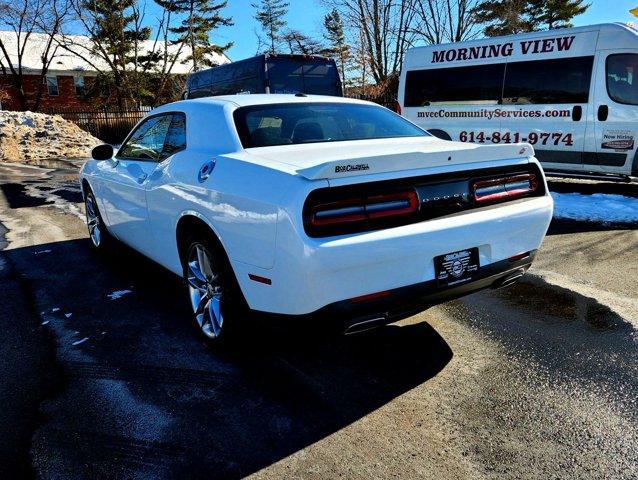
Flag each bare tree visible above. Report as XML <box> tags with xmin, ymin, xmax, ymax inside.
<box><xmin>0</xmin><ymin>0</ymin><xmax>71</xmax><ymax>110</ymax></box>
<box><xmin>324</xmin><ymin>0</ymin><xmax>417</xmax><ymax>84</ymax></box>
<box><xmin>411</xmin><ymin>0</ymin><xmax>481</xmax><ymax>44</ymax></box>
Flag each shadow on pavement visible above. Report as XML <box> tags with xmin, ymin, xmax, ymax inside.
<box><xmin>6</xmin><ymin>238</ymin><xmax>452</xmax><ymax>479</ymax></box>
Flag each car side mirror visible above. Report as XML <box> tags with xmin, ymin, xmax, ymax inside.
<box><xmin>92</xmin><ymin>144</ymin><xmax>114</xmax><ymax>161</ymax></box>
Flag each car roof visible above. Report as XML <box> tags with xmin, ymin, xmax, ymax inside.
<box><xmin>176</xmin><ymin>94</ymin><xmax>373</xmax><ymax>108</ymax></box>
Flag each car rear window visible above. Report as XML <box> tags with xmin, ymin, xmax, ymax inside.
<box><xmin>233</xmin><ymin>103</ymin><xmax>428</xmax><ymax>148</ymax></box>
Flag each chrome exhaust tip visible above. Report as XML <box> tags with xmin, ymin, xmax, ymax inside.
<box><xmin>344</xmin><ymin>316</ymin><xmax>388</xmax><ymax>335</ymax></box>
<box><xmin>492</xmin><ymin>269</ymin><xmax>526</xmax><ymax>290</ymax></box>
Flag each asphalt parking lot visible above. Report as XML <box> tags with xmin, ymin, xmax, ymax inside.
<box><xmin>0</xmin><ymin>160</ymin><xmax>636</xmax><ymax>479</ymax></box>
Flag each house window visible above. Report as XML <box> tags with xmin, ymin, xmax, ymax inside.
<box><xmin>74</xmin><ymin>76</ymin><xmax>85</xmax><ymax>96</ymax></box>
<box><xmin>45</xmin><ymin>76</ymin><xmax>59</xmax><ymax>96</ymax></box>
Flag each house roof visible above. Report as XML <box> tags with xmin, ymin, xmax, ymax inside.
<box><xmin>0</xmin><ymin>30</ymin><xmax>230</xmax><ymax>75</ymax></box>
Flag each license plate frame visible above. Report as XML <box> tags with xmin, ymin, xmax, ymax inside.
<box><xmin>434</xmin><ymin>248</ymin><xmax>480</xmax><ymax>287</ymax></box>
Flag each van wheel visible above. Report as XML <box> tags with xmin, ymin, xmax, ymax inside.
<box><xmin>428</xmin><ymin>129</ymin><xmax>452</xmax><ymax>141</ymax></box>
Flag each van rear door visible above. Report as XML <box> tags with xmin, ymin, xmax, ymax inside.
<box><xmin>590</xmin><ymin>49</ymin><xmax>638</xmax><ymax>175</ymax></box>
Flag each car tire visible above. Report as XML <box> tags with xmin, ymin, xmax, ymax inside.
<box><xmin>84</xmin><ymin>188</ymin><xmax>114</xmax><ymax>251</ymax></box>
<box><xmin>182</xmin><ymin>233</ymin><xmax>245</xmax><ymax>345</ymax></box>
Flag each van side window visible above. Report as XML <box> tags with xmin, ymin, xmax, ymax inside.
<box><xmin>606</xmin><ymin>54</ymin><xmax>638</xmax><ymax>105</ymax></box>
<box><xmin>502</xmin><ymin>56</ymin><xmax>593</xmax><ymax>105</ymax></box>
<box><xmin>404</xmin><ymin>64</ymin><xmax>505</xmax><ymax>107</ymax></box>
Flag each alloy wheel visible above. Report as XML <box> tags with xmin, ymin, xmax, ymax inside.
<box><xmin>85</xmin><ymin>194</ymin><xmax>102</xmax><ymax>248</ymax></box>
<box><xmin>187</xmin><ymin>244</ymin><xmax>224</xmax><ymax>339</ymax></box>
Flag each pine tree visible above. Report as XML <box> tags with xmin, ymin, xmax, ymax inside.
<box><xmin>157</xmin><ymin>0</ymin><xmax>233</xmax><ymax>71</ymax></box>
<box><xmin>323</xmin><ymin>8</ymin><xmax>349</xmax><ymax>84</ymax></box>
<box><xmin>528</xmin><ymin>0</ymin><xmax>590</xmax><ymax>30</ymax></box>
<box><xmin>473</xmin><ymin>0</ymin><xmax>589</xmax><ymax>37</ymax></box>
<box><xmin>83</xmin><ymin>0</ymin><xmax>151</xmax><ymax>106</ymax></box>
<box><xmin>472</xmin><ymin>0</ymin><xmax>534</xmax><ymax>37</ymax></box>
<box><xmin>252</xmin><ymin>0</ymin><xmax>289</xmax><ymax>54</ymax></box>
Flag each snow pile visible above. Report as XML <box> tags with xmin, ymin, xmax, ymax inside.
<box><xmin>0</xmin><ymin>111</ymin><xmax>100</xmax><ymax>163</ymax></box>
<box><xmin>551</xmin><ymin>192</ymin><xmax>638</xmax><ymax>224</ymax></box>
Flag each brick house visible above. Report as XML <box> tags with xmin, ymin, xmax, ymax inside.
<box><xmin>0</xmin><ymin>31</ymin><xmax>229</xmax><ymax>111</ymax></box>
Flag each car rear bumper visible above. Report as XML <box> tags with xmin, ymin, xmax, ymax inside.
<box><xmin>250</xmin><ymin>252</ymin><xmax>535</xmax><ymax>332</ymax></box>
<box><xmin>232</xmin><ymin>194</ymin><xmax>553</xmax><ymax>315</ymax></box>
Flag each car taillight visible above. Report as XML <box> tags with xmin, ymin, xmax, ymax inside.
<box><xmin>472</xmin><ymin>173</ymin><xmax>538</xmax><ymax>204</ymax></box>
<box><xmin>309</xmin><ymin>190</ymin><xmax>418</xmax><ymax>227</ymax></box>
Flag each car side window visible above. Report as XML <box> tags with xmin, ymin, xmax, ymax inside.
<box><xmin>118</xmin><ymin>113</ymin><xmax>185</xmax><ymax>161</ymax></box>
<box><xmin>162</xmin><ymin>113</ymin><xmax>187</xmax><ymax>156</ymax></box>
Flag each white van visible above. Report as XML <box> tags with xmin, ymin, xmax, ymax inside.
<box><xmin>398</xmin><ymin>23</ymin><xmax>638</xmax><ymax>179</ymax></box>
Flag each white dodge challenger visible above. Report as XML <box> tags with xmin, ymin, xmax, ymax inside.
<box><xmin>80</xmin><ymin>94</ymin><xmax>553</xmax><ymax>343</ymax></box>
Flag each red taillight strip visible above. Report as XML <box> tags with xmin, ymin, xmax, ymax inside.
<box><xmin>473</xmin><ymin>174</ymin><xmax>538</xmax><ymax>203</ymax></box>
<box><xmin>310</xmin><ymin>190</ymin><xmax>418</xmax><ymax>227</ymax></box>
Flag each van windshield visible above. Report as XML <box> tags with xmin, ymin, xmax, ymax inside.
<box><xmin>233</xmin><ymin>103</ymin><xmax>428</xmax><ymax>148</ymax></box>
<box><xmin>267</xmin><ymin>58</ymin><xmax>342</xmax><ymax>96</ymax></box>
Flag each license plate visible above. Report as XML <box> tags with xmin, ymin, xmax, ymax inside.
<box><xmin>434</xmin><ymin>248</ymin><xmax>480</xmax><ymax>287</ymax></box>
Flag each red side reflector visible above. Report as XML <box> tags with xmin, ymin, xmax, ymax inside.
<box><xmin>508</xmin><ymin>252</ymin><xmax>530</xmax><ymax>263</ymax></box>
<box><xmin>350</xmin><ymin>290</ymin><xmax>391</xmax><ymax>303</ymax></box>
<box><xmin>473</xmin><ymin>173</ymin><xmax>538</xmax><ymax>203</ymax></box>
<box><xmin>394</xmin><ymin>101</ymin><xmax>402</xmax><ymax>115</ymax></box>
<box><xmin>248</xmin><ymin>274</ymin><xmax>272</xmax><ymax>285</ymax></box>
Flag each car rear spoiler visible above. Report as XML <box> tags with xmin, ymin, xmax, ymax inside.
<box><xmin>296</xmin><ymin>143</ymin><xmax>534</xmax><ymax>180</ymax></box>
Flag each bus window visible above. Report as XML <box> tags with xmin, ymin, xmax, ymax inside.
<box><xmin>403</xmin><ymin>63</ymin><xmax>505</xmax><ymax>107</ymax></box>
<box><xmin>502</xmin><ymin>56</ymin><xmax>593</xmax><ymax>105</ymax></box>
<box><xmin>606</xmin><ymin>53</ymin><xmax>638</xmax><ymax>105</ymax></box>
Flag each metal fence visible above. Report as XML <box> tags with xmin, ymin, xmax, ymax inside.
<box><xmin>345</xmin><ymin>92</ymin><xmax>398</xmax><ymax>110</ymax></box>
<box><xmin>45</xmin><ymin>93</ymin><xmax>397</xmax><ymax>144</ymax></box>
<box><xmin>45</xmin><ymin>106</ymin><xmax>152</xmax><ymax>144</ymax></box>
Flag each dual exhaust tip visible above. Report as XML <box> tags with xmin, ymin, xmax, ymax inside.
<box><xmin>492</xmin><ymin>269</ymin><xmax>526</xmax><ymax>290</ymax></box>
<box><xmin>343</xmin><ymin>269</ymin><xmax>526</xmax><ymax>335</ymax></box>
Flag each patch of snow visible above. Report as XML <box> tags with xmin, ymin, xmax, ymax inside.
<box><xmin>41</xmin><ymin>320</ymin><xmax>50</xmax><ymax>325</ymax></box>
<box><xmin>551</xmin><ymin>192</ymin><xmax>638</xmax><ymax>224</ymax></box>
<box><xmin>51</xmin><ymin>307</ymin><xmax>60</xmax><ymax>312</ymax></box>
<box><xmin>34</xmin><ymin>249</ymin><xmax>51</xmax><ymax>255</ymax></box>
<box><xmin>65</xmin><ymin>313</ymin><xmax>72</xmax><ymax>318</ymax></box>
<box><xmin>72</xmin><ymin>337</ymin><xmax>89</xmax><ymax>346</ymax></box>
<box><xmin>107</xmin><ymin>289</ymin><xmax>132</xmax><ymax>300</ymax></box>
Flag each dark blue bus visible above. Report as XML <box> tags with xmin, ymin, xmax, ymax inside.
<box><xmin>184</xmin><ymin>54</ymin><xmax>343</xmax><ymax>99</ymax></box>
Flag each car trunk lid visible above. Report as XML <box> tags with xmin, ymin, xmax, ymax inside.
<box><xmin>248</xmin><ymin>137</ymin><xmax>533</xmax><ymax>180</ymax></box>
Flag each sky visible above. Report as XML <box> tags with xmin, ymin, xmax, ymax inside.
<box><xmin>140</xmin><ymin>0</ymin><xmax>638</xmax><ymax>62</ymax></box>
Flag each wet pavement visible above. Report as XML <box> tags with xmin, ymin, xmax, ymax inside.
<box><xmin>0</xmin><ymin>161</ymin><xmax>636</xmax><ymax>479</ymax></box>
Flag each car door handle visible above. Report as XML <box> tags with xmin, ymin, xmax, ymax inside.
<box><xmin>598</xmin><ymin>104</ymin><xmax>609</xmax><ymax>121</ymax></box>
<box><xmin>137</xmin><ymin>173</ymin><xmax>148</xmax><ymax>183</ymax></box>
